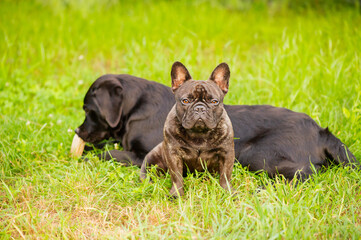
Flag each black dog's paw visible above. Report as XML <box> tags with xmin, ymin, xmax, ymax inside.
<box><xmin>79</xmin><ymin>149</ymin><xmax>142</xmax><ymax>167</ymax></box>
<box><xmin>97</xmin><ymin>150</ymin><xmax>143</xmax><ymax>167</ymax></box>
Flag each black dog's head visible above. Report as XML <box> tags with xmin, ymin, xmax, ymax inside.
<box><xmin>75</xmin><ymin>75</ymin><xmax>123</xmax><ymax>143</ymax></box>
<box><xmin>171</xmin><ymin>62</ymin><xmax>230</xmax><ymax>132</ymax></box>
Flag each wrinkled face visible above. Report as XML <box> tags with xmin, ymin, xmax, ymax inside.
<box><xmin>171</xmin><ymin>61</ymin><xmax>230</xmax><ymax>132</ymax></box>
<box><xmin>175</xmin><ymin>80</ymin><xmax>224</xmax><ymax>132</ymax></box>
<box><xmin>75</xmin><ymin>76</ymin><xmax>123</xmax><ymax>143</ymax></box>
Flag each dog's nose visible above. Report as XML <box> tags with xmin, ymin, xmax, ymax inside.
<box><xmin>194</xmin><ymin>105</ymin><xmax>206</xmax><ymax>113</ymax></box>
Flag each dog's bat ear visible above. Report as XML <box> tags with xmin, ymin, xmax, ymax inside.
<box><xmin>209</xmin><ymin>63</ymin><xmax>230</xmax><ymax>94</ymax></box>
<box><xmin>94</xmin><ymin>79</ymin><xmax>123</xmax><ymax>128</ymax></box>
<box><xmin>171</xmin><ymin>61</ymin><xmax>192</xmax><ymax>92</ymax></box>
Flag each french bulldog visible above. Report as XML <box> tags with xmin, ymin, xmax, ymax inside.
<box><xmin>140</xmin><ymin>62</ymin><xmax>235</xmax><ymax>197</ymax></box>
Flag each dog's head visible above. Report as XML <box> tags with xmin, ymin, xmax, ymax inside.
<box><xmin>75</xmin><ymin>75</ymin><xmax>123</xmax><ymax>143</ymax></box>
<box><xmin>171</xmin><ymin>62</ymin><xmax>230</xmax><ymax>132</ymax></box>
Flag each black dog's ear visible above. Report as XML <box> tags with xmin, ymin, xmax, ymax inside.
<box><xmin>209</xmin><ymin>63</ymin><xmax>230</xmax><ymax>94</ymax></box>
<box><xmin>171</xmin><ymin>61</ymin><xmax>192</xmax><ymax>92</ymax></box>
<box><xmin>93</xmin><ymin>79</ymin><xmax>123</xmax><ymax>128</ymax></box>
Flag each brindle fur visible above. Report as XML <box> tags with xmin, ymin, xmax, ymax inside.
<box><xmin>140</xmin><ymin>62</ymin><xmax>235</xmax><ymax>197</ymax></box>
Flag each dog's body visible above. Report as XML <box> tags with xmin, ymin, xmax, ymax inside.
<box><xmin>227</xmin><ymin>104</ymin><xmax>356</xmax><ymax>179</ymax></box>
<box><xmin>75</xmin><ymin>72</ymin><xmax>358</xmax><ymax>180</ymax></box>
<box><xmin>140</xmin><ymin>62</ymin><xmax>235</xmax><ymax>196</ymax></box>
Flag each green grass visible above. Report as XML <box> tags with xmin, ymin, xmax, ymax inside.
<box><xmin>1</xmin><ymin>0</ymin><xmax>361</xmax><ymax>239</ymax></box>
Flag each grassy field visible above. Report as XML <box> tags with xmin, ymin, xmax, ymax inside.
<box><xmin>1</xmin><ymin>0</ymin><xmax>361</xmax><ymax>239</ymax></box>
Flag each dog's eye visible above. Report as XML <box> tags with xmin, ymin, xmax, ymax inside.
<box><xmin>211</xmin><ymin>99</ymin><xmax>219</xmax><ymax>105</ymax></box>
<box><xmin>181</xmin><ymin>98</ymin><xmax>190</xmax><ymax>105</ymax></box>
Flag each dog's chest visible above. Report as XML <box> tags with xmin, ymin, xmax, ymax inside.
<box><xmin>180</xmin><ymin>147</ymin><xmax>223</xmax><ymax>173</ymax></box>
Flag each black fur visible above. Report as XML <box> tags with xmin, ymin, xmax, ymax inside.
<box><xmin>76</xmin><ymin>74</ymin><xmax>174</xmax><ymax>166</ymax></box>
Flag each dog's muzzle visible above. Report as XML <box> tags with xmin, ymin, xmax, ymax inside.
<box><xmin>193</xmin><ymin>103</ymin><xmax>206</xmax><ymax>115</ymax></box>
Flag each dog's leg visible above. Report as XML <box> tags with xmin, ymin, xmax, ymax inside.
<box><xmin>98</xmin><ymin>150</ymin><xmax>143</xmax><ymax>167</ymax></box>
<box><xmin>219</xmin><ymin>152</ymin><xmax>235</xmax><ymax>193</ymax></box>
<box><xmin>164</xmin><ymin>148</ymin><xmax>184</xmax><ymax>197</ymax></box>
<box><xmin>169</xmin><ymin>167</ymin><xmax>184</xmax><ymax>197</ymax></box>
<box><xmin>140</xmin><ymin>143</ymin><xmax>168</xmax><ymax>181</ymax></box>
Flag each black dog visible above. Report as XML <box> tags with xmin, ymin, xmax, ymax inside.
<box><xmin>75</xmin><ymin>71</ymin><xmax>359</xmax><ymax>180</ymax></box>
<box><xmin>141</xmin><ymin>62</ymin><xmax>235</xmax><ymax>196</ymax></box>
<box><xmin>75</xmin><ymin>74</ymin><xmax>175</xmax><ymax>166</ymax></box>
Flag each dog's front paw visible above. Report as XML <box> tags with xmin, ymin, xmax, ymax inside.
<box><xmin>169</xmin><ymin>184</ymin><xmax>184</xmax><ymax>198</ymax></box>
